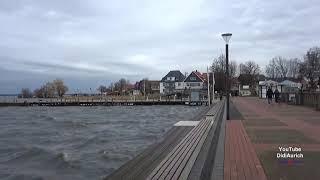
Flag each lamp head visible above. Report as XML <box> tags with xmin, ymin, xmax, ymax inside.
<box><xmin>221</xmin><ymin>33</ymin><xmax>232</xmax><ymax>44</ymax></box>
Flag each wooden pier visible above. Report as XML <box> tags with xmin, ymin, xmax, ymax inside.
<box><xmin>105</xmin><ymin>100</ymin><xmax>226</xmax><ymax>180</ymax></box>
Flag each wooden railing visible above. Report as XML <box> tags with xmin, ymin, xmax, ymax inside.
<box><xmin>281</xmin><ymin>92</ymin><xmax>320</xmax><ymax>110</ymax></box>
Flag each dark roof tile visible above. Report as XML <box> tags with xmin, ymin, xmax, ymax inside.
<box><xmin>161</xmin><ymin>70</ymin><xmax>185</xmax><ymax>82</ymax></box>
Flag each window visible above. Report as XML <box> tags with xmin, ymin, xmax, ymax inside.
<box><xmin>190</xmin><ymin>83</ymin><xmax>200</xmax><ymax>86</ymax></box>
<box><xmin>190</xmin><ymin>77</ymin><xmax>196</xmax><ymax>81</ymax></box>
<box><xmin>167</xmin><ymin>77</ymin><xmax>175</xmax><ymax>81</ymax></box>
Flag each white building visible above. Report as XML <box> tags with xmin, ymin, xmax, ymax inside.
<box><xmin>160</xmin><ymin>70</ymin><xmax>185</xmax><ymax>95</ymax></box>
<box><xmin>258</xmin><ymin>80</ymin><xmax>279</xmax><ymax>98</ymax></box>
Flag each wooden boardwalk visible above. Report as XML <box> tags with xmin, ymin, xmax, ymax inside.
<box><xmin>105</xmin><ymin>101</ymin><xmax>225</xmax><ymax>180</ymax></box>
<box><xmin>146</xmin><ymin>103</ymin><xmax>223</xmax><ymax>180</ymax></box>
<box><xmin>106</xmin><ymin>97</ymin><xmax>320</xmax><ymax>180</ymax></box>
<box><xmin>105</xmin><ymin>126</ymin><xmax>194</xmax><ymax>180</ymax></box>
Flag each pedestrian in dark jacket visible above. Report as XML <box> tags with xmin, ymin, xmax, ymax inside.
<box><xmin>274</xmin><ymin>88</ymin><xmax>280</xmax><ymax>103</ymax></box>
<box><xmin>266</xmin><ymin>87</ymin><xmax>273</xmax><ymax>104</ymax></box>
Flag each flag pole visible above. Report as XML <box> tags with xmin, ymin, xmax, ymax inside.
<box><xmin>207</xmin><ymin>66</ymin><xmax>210</xmax><ymax>106</ymax></box>
<box><xmin>212</xmin><ymin>69</ymin><xmax>215</xmax><ymax>101</ymax></box>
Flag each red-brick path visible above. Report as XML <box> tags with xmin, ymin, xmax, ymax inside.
<box><xmin>224</xmin><ymin>97</ymin><xmax>320</xmax><ymax>180</ymax></box>
<box><xmin>224</xmin><ymin>120</ymin><xmax>267</xmax><ymax>180</ymax></box>
<box><xmin>232</xmin><ymin>97</ymin><xmax>320</xmax><ymax>143</ymax></box>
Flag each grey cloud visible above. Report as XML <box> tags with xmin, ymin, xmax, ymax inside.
<box><xmin>0</xmin><ymin>0</ymin><xmax>319</xmax><ymax>93</ymax></box>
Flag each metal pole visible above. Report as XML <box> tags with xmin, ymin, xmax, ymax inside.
<box><xmin>212</xmin><ymin>70</ymin><xmax>215</xmax><ymax>101</ymax></box>
<box><xmin>207</xmin><ymin>66</ymin><xmax>210</xmax><ymax>106</ymax></box>
<box><xmin>226</xmin><ymin>44</ymin><xmax>230</xmax><ymax>120</ymax></box>
<box><xmin>144</xmin><ymin>80</ymin><xmax>146</xmax><ymax>99</ymax></box>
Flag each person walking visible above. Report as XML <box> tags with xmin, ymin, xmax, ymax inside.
<box><xmin>274</xmin><ymin>88</ymin><xmax>280</xmax><ymax>103</ymax></box>
<box><xmin>266</xmin><ymin>87</ymin><xmax>273</xmax><ymax>104</ymax></box>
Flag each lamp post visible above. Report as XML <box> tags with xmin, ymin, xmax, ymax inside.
<box><xmin>222</xmin><ymin>33</ymin><xmax>232</xmax><ymax>120</ymax></box>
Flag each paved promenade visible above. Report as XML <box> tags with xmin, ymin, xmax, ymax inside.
<box><xmin>227</xmin><ymin>97</ymin><xmax>320</xmax><ymax>180</ymax></box>
<box><xmin>224</xmin><ymin>100</ymin><xmax>267</xmax><ymax>180</ymax></box>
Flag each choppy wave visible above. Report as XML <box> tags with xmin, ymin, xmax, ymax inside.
<box><xmin>5</xmin><ymin>146</ymin><xmax>73</xmax><ymax>167</ymax></box>
<box><xmin>61</xmin><ymin>120</ymin><xmax>88</xmax><ymax>128</ymax></box>
<box><xmin>0</xmin><ymin>105</ymin><xmax>206</xmax><ymax>180</ymax></box>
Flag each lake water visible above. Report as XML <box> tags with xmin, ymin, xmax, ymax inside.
<box><xmin>0</xmin><ymin>105</ymin><xmax>206</xmax><ymax>180</ymax></box>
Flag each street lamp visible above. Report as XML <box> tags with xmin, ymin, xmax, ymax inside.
<box><xmin>222</xmin><ymin>33</ymin><xmax>232</xmax><ymax>120</ymax></box>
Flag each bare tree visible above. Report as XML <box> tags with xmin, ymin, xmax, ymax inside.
<box><xmin>288</xmin><ymin>58</ymin><xmax>301</xmax><ymax>78</ymax></box>
<box><xmin>113</xmin><ymin>78</ymin><xmax>129</xmax><ymax>95</ymax></box>
<box><xmin>265</xmin><ymin>58</ymin><xmax>278</xmax><ymax>78</ymax></box>
<box><xmin>265</xmin><ymin>57</ymin><xmax>301</xmax><ymax>79</ymax></box>
<box><xmin>229</xmin><ymin>61</ymin><xmax>237</xmax><ymax>78</ymax></box>
<box><xmin>97</xmin><ymin>85</ymin><xmax>107</xmax><ymax>95</ymax></box>
<box><xmin>108</xmin><ymin>83</ymin><xmax>114</xmax><ymax>92</ymax></box>
<box><xmin>300</xmin><ymin>47</ymin><xmax>320</xmax><ymax>90</ymax></box>
<box><xmin>53</xmin><ymin>79</ymin><xmax>68</xmax><ymax>97</ymax></box>
<box><xmin>43</xmin><ymin>82</ymin><xmax>55</xmax><ymax>98</ymax></box>
<box><xmin>212</xmin><ymin>54</ymin><xmax>226</xmax><ymax>73</ymax></box>
<box><xmin>274</xmin><ymin>56</ymin><xmax>289</xmax><ymax>78</ymax></box>
<box><xmin>20</xmin><ymin>88</ymin><xmax>33</xmax><ymax>98</ymax></box>
<box><xmin>114</xmin><ymin>82</ymin><xmax>120</xmax><ymax>93</ymax></box>
<box><xmin>238</xmin><ymin>61</ymin><xmax>260</xmax><ymax>95</ymax></box>
<box><xmin>33</xmin><ymin>88</ymin><xmax>44</xmax><ymax>98</ymax></box>
<box><xmin>240</xmin><ymin>61</ymin><xmax>260</xmax><ymax>75</ymax></box>
<box><xmin>211</xmin><ymin>54</ymin><xmax>237</xmax><ymax>92</ymax></box>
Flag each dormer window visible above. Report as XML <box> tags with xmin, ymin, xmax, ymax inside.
<box><xmin>166</xmin><ymin>77</ymin><xmax>175</xmax><ymax>81</ymax></box>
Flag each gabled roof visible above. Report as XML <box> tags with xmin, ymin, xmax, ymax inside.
<box><xmin>279</xmin><ymin>80</ymin><xmax>301</xmax><ymax>87</ymax></box>
<box><xmin>259</xmin><ymin>80</ymin><xmax>278</xmax><ymax>86</ymax></box>
<box><xmin>160</xmin><ymin>70</ymin><xmax>185</xmax><ymax>82</ymax></box>
<box><xmin>266</xmin><ymin>77</ymin><xmax>301</xmax><ymax>83</ymax></box>
<box><xmin>184</xmin><ymin>71</ymin><xmax>206</xmax><ymax>82</ymax></box>
<box><xmin>202</xmin><ymin>73</ymin><xmax>208</xmax><ymax>81</ymax></box>
<box><xmin>194</xmin><ymin>71</ymin><xmax>206</xmax><ymax>82</ymax></box>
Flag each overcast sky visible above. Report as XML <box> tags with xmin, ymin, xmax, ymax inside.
<box><xmin>0</xmin><ymin>0</ymin><xmax>319</xmax><ymax>93</ymax></box>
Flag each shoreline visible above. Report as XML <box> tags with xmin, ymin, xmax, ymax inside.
<box><xmin>0</xmin><ymin>100</ymin><xmax>209</xmax><ymax>107</ymax></box>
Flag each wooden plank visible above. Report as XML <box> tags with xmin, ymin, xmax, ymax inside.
<box><xmin>148</xmin><ymin>102</ymin><xmax>224</xmax><ymax>180</ymax></box>
<box><xmin>106</xmin><ymin>102</ymin><xmax>225</xmax><ymax>180</ymax></box>
<box><xmin>210</xmin><ymin>101</ymin><xmax>226</xmax><ymax>180</ymax></box>
<box><xmin>144</xmin><ymin>108</ymin><xmax>212</xmax><ymax>180</ymax></box>
<box><xmin>105</xmin><ymin>126</ymin><xmax>192</xmax><ymax>180</ymax></box>
<box><xmin>185</xmin><ymin>101</ymin><xmax>224</xmax><ymax>180</ymax></box>
<box><xmin>128</xmin><ymin>127</ymin><xmax>190</xmax><ymax>179</ymax></box>
<box><xmin>148</xmin><ymin>118</ymin><xmax>209</xmax><ymax>180</ymax></box>
<box><xmin>148</xmin><ymin>112</ymin><xmax>215</xmax><ymax>179</ymax></box>
<box><xmin>177</xmin><ymin>116</ymin><xmax>215</xmax><ymax>180</ymax></box>
<box><xmin>106</xmin><ymin>107</ymin><xmax>211</xmax><ymax>180</ymax></box>
<box><xmin>162</xmin><ymin>119</ymin><xmax>211</xmax><ymax>180</ymax></box>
